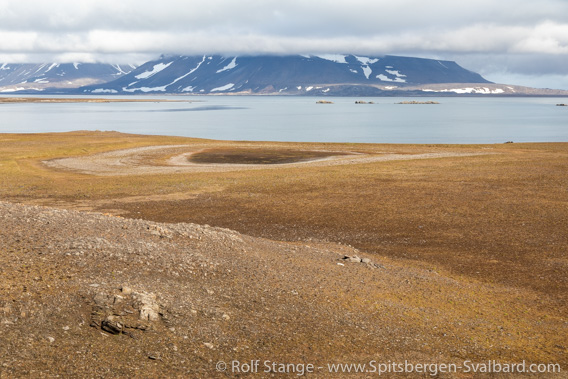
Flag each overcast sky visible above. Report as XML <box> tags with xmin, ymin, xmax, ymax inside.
<box><xmin>1</xmin><ymin>0</ymin><xmax>567</xmax><ymax>89</ymax></box>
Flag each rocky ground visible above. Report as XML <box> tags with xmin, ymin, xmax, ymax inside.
<box><xmin>1</xmin><ymin>201</ymin><xmax>566</xmax><ymax>378</ymax></box>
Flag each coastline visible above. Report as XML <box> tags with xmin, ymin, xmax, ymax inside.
<box><xmin>0</xmin><ymin>97</ymin><xmax>191</xmax><ymax>104</ymax></box>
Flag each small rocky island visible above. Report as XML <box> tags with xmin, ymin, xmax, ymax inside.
<box><xmin>316</xmin><ymin>100</ymin><xmax>334</xmax><ymax>104</ymax></box>
<box><xmin>397</xmin><ymin>101</ymin><xmax>440</xmax><ymax>104</ymax></box>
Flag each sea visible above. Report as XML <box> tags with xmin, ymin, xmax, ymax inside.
<box><xmin>1</xmin><ymin>95</ymin><xmax>567</xmax><ymax>144</ymax></box>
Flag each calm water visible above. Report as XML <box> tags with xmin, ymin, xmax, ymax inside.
<box><xmin>1</xmin><ymin>95</ymin><xmax>567</xmax><ymax>143</ymax></box>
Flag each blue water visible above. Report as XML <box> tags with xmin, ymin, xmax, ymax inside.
<box><xmin>1</xmin><ymin>95</ymin><xmax>567</xmax><ymax>143</ymax></box>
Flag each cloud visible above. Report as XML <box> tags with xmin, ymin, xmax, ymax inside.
<box><xmin>1</xmin><ymin>0</ymin><xmax>567</xmax><ymax>88</ymax></box>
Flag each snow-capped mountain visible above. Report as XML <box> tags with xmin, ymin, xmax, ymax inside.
<box><xmin>0</xmin><ymin>63</ymin><xmax>136</xmax><ymax>93</ymax></box>
<box><xmin>79</xmin><ymin>54</ymin><xmax>493</xmax><ymax>95</ymax></box>
<box><xmin>3</xmin><ymin>55</ymin><xmax>565</xmax><ymax>96</ymax></box>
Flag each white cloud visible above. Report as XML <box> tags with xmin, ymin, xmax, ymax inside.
<box><xmin>0</xmin><ymin>0</ymin><xmax>568</xmax><ymax>88</ymax></box>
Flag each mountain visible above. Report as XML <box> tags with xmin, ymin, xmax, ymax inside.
<box><xmin>79</xmin><ymin>54</ymin><xmax>496</xmax><ymax>95</ymax></box>
<box><xmin>0</xmin><ymin>63</ymin><xmax>136</xmax><ymax>93</ymax></box>
<box><xmin>2</xmin><ymin>55</ymin><xmax>567</xmax><ymax>96</ymax></box>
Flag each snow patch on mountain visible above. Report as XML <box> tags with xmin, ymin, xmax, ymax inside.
<box><xmin>355</xmin><ymin>56</ymin><xmax>379</xmax><ymax>65</ymax></box>
<box><xmin>159</xmin><ymin>57</ymin><xmax>207</xmax><ymax>90</ymax></box>
<box><xmin>188</xmin><ymin>56</ymin><xmax>206</xmax><ymax>75</ymax></box>
<box><xmin>211</xmin><ymin>83</ymin><xmax>234</xmax><ymax>92</ymax></box>
<box><xmin>376</xmin><ymin>74</ymin><xmax>405</xmax><ymax>83</ymax></box>
<box><xmin>386</xmin><ymin>69</ymin><xmax>406</xmax><ymax>78</ymax></box>
<box><xmin>422</xmin><ymin>87</ymin><xmax>505</xmax><ymax>94</ymax></box>
<box><xmin>123</xmin><ymin>86</ymin><xmax>167</xmax><ymax>93</ymax></box>
<box><xmin>377</xmin><ymin>69</ymin><xmax>407</xmax><ymax>83</ymax></box>
<box><xmin>1</xmin><ymin>87</ymin><xmax>43</xmax><ymax>92</ymax></box>
<box><xmin>316</xmin><ymin>54</ymin><xmax>348</xmax><ymax>64</ymax></box>
<box><xmin>92</xmin><ymin>88</ymin><xmax>118</xmax><ymax>94</ymax></box>
<box><xmin>135</xmin><ymin>62</ymin><xmax>173</xmax><ymax>80</ymax></box>
<box><xmin>112</xmin><ymin>65</ymin><xmax>130</xmax><ymax>75</ymax></box>
<box><xmin>45</xmin><ymin>63</ymin><xmax>59</xmax><ymax>73</ymax></box>
<box><xmin>216</xmin><ymin>57</ymin><xmax>238</xmax><ymax>73</ymax></box>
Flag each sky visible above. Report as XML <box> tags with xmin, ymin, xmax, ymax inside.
<box><xmin>1</xmin><ymin>0</ymin><xmax>567</xmax><ymax>89</ymax></box>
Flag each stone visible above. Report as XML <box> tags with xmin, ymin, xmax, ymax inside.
<box><xmin>101</xmin><ymin>315</ymin><xmax>123</xmax><ymax>335</ymax></box>
<box><xmin>134</xmin><ymin>292</ymin><xmax>160</xmax><ymax>322</ymax></box>
<box><xmin>93</xmin><ymin>293</ymin><xmax>109</xmax><ymax>306</ymax></box>
<box><xmin>343</xmin><ymin>255</ymin><xmax>362</xmax><ymax>263</ymax></box>
<box><xmin>147</xmin><ymin>225</ymin><xmax>172</xmax><ymax>238</ymax></box>
<box><xmin>140</xmin><ymin>307</ymin><xmax>160</xmax><ymax>322</ymax></box>
<box><xmin>361</xmin><ymin>258</ymin><xmax>372</xmax><ymax>264</ymax></box>
<box><xmin>0</xmin><ymin>305</ymin><xmax>13</xmax><ymax>315</ymax></box>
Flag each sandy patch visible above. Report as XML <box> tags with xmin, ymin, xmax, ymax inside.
<box><xmin>43</xmin><ymin>145</ymin><xmax>488</xmax><ymax>176</ymax></box>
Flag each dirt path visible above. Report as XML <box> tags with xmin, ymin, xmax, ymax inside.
<box><xmin>43</xmin><ymin>145</ymin><xmax>488</xmax><ymax>176</ymax></box>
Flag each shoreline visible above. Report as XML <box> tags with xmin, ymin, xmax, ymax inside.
<box><xmin>0</xmin><ymin>97</ymin><xmax>191</xmax><ymax>104</ymax></box>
